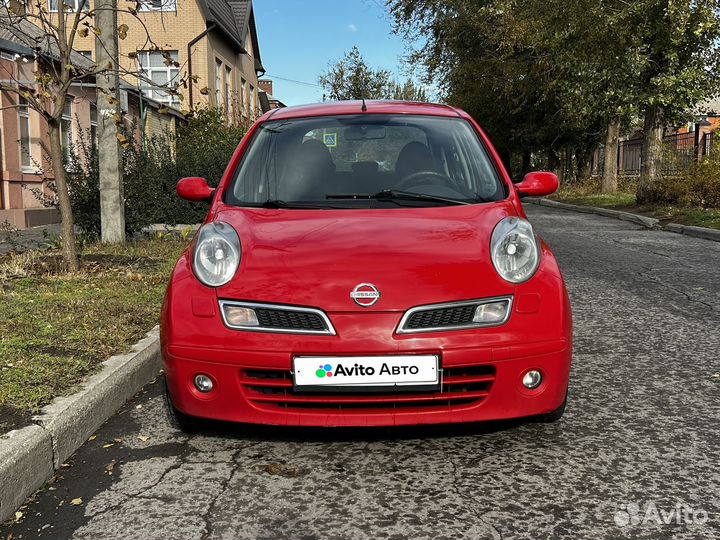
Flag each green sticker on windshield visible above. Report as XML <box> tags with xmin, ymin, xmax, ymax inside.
<box><xmin>323</xmin><ymin>132</ymin><xmax>337</xmax><ymax>147</ymax></box>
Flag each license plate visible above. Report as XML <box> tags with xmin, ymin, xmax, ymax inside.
<box><xmin>293</xmin><ymin>355</ymin><xmax>439</xmax><ymax>390</ymax></box>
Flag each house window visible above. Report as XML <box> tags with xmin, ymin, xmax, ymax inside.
<box><xmin>49</xmin><ymin>0</ymin><xmax>89</xmax><ymax>12</ymax></box>
<box><xmin>249</xmin><ymin>84</ymin><xmax>255</xmax><ymax>115</ymax></box>
<box><xmin>19</xmin><ymin>96</ymin><xmax>32</xmax><ymax>170</ymax></box>
<box><xmin>224</xmin><ymin>66</ymin><xmax>231</xmax><ymax>113</ymax></box>
<box><xmin>139</xmin><ymin>0</ymin><xmax>176</xmax><ymax>11</ymax></box>
<box><xmin>61</xmin><ymin>101</ymin><xmax>72</xmax><ymax>160</ymax></box>
<box><xmin>241</xmin><ymin>78</ymin><xmax>247</xmax><ymax>115</ymax></box>
<box><xmin>90</xmin><ymin>102</ymin><xmax>98</xmax><ymax>147</ymax></box>
<box><xmin>138</xmin><ymin>51</ymin><xmax>180</xmax><ymax>105</ymax></box>
<box><xmin>215</xmin><ymin>59</ymin><xmax>222</xmax><ymax>108</ymax></box>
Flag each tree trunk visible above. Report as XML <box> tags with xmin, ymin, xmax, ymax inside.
<box><xmin>48</xmin><ymin>118</ymin><xmax>79</xmax><ymax>272</ymax></box>
<box><xmin>637</xmin><ymin>104</ymin><xmax>665</xmax><ymax>204</ymax></box>
<box><xmin>498</xmin><ymin>147</ymin><xmax>512</xmax><ymax>180</ymax></box>
<box><xmin>576</xmin><ymin>145</ymin><xmax>595</xmax><ymax>183</ymax></box>
<box><xmin>521</xmin><ymin>149</ymin><xmax>532</xmax><ymax>177</ymax></box>
<box><xmin>548</xmin><ymin>148</ymin><xmax>563</xmax><ymax>184</ymax></box>
<box><xmin>602</xmin><ymin>115</ymin><xmax>620</xmax><ymax>193</ymax></box>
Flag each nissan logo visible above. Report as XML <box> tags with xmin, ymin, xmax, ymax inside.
<box><xmin>350</xmin><ymin>283</ymin><xmax>381</xmax><ymax>307</ymax></box>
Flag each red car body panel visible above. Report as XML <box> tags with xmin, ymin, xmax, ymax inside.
<box><xmin>161</xmin><ymin>101</ymin><xmax>572</xmax><ymax>427</ymax></box>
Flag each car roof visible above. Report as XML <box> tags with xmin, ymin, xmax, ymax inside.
<box><xmin>264</xmin><ymin>100</ymin><xmax>465</xmax><ymax>121</ymax></box>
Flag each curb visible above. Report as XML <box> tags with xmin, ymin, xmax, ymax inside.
<box><xmin>0</xmin><ymin>327</ymin><xmax>162</xmax><ymax>523</ymax></box>
<box><xmin>526</xmin><ymin>198</ymin><xmax>661</xmax><ymax>229</ymax></box>
<box><xmin>527</xmin><ymin>198</ymin><xmax>720</xmax><ymax>242</ymax></box>
<box><xmin>664</xmin><ymin>222</ymin><xmax>720</xmax><ymax>242</ymax></box>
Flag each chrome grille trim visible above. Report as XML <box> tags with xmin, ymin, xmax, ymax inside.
<box><xmin>396</xmin><ymin>296</ymin><xmax>513</xmax><ymax>334</ymax></box>
<box><xmin>219</xmin><ymin>300</ymin><xmax>336</xmax><ymax>335</ymax></box>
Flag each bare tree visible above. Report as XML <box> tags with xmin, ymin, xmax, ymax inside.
<box><xmin>0</xmin><ymin>1</ymin><xmax>188</xmax><ymax>271</ymax></box>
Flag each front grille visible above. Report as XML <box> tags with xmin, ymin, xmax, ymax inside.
<box><xmin>239</xmin><ymin>363</ymin><xmax>495</xmax><ymax>411</ymax></box>
<box><xmin>254</xmin><ymin>308</ymin><xmax>326</xmax><ymax>331</ymax></box>
<box><xmin>397</xmin><ymin>296</ymin><xmax>513</xmax><ymax>333</ymax></box>
<box><xmin>219</xmin><ymin>300</ymin><xmax>335</xmax><ymax>335</ymax></box>
<box><xmin>405</xmin><ymin>304</ymin><xmax>477</xmax><ymax>329</ymax></box>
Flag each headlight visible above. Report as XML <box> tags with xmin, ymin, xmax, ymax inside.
<box><xmin>192</xmin><ymin>221</ymin><xmax>241</xmax><ymax>287</ymax></box>
<box><xmin>490</xmin><ymin>217</ymin><xmax>540</xmax><ymax>283</ymax></box>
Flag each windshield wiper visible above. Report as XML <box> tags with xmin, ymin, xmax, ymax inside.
<box><xmin>260</xmin><ymin>199</ymin><xmax>327</xmax><ymax>209</ymax></box>
<box><xmin>259</xmin><ymin>199</ymin><xmax>350</xmax><ymax>209</ymax></box>
<box><xmin>327</xmin><ymin>189</ymin><xmax>472</xmax><ymax>206</ymax></box>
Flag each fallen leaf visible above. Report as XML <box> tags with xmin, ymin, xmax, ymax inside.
<box><xmin>261</xmin><ymin>462</ymin><xmax>304</xmax><ymax>477</ymax></box>
<box><xmin>71</xmin><ymin>498</ymin><xmax>83</xmax><ymax>506</ymax></box>
<box><xmin>135</xmin><ymin>404</ymin><xmax>142</xmax><ymax>409</ymax></box>
<box><xmin>105</xmin><ymin>461</ymin><xmax>116</xmax><ymax>472</ymax></box>
<box><xmin>102</xmin><ymin>443</ymin><xmax>114</xmax><ymax>448</ymax></box>
<box><xmin>14</xmin><ymin>511</ymin><xmax>23</xmax><ymax>522</ymax></box>
<box><xmin>263</xmin><ymin>463</ymin><xmax>282</xmax><ymax>475</ymax></box>
<box><xmin>137</xmin><ymin>435</ymin><xmax>150</xmax><ymax>442</ymax></box>
<box><xmin>88</xmin><ymin>435</ymin><xmax>97</xmax><ymax>441</ymax></box>
<box><xmin>113</xmin><ymin>438</ymin><xmax>123</xmax><ymax>443</ymax></box>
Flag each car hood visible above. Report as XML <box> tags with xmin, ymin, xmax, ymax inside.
<box><xmin>214</xmin><ymin>201</ymin><xmax>518</xmax><ymax>312</ymax></box>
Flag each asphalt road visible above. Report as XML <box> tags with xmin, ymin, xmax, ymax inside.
<box><xmin>3</xmin><ymin>205</ymin><xmax>720</xmax><ymax>540</ymax></box>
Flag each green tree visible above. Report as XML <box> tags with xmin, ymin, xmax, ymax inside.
<box><xmin>629</xmin><ymin>1</ymin><xmax>720</xmax><ymax>203</ymax></box>
<box><xmin>388</xmin><ymin>0</ymin><xmax>720</xmax><ymax>193</ymax></box>
<box><xmin>391</xmin><ymin>78</ymin><xmax>428</xmax><ymax>101</ymax></box>
<box><xmin>319</xmin><ymin>46</ymin><xmax>392</xmax><ymax>100</ymax></box>
<box><xmin>388</xmin><ymin>0</ymin><xmax>595</xmax><ymax>176</ymax></box>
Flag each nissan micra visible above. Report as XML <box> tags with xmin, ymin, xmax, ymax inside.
<box><xmin>161</xmin><ymin>100</ymin><xmax>572</xmax><ymax>431</ymax></box>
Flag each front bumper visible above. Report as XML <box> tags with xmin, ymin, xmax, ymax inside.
<box><xmin>162</xmin><ymin>262</ymin><xmax>572</xmax><ymax>427</ymax></box>
<box><xmin>164</xmin><ymin>341</ymin><xmax>571</xmax><ymax>427</ymax></box>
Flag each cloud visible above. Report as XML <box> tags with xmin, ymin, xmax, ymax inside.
<box><xmin>347</xmin><ymin>23</ymin><xmax>358</xmax><ymax>32</ymax></box>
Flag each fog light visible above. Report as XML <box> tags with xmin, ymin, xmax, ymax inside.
<box><xmin>522</xmin><ymin>370</ymin><xmax>542</xmax><ymax>389</ymax></box>
<box><xmin>472</xmin><ymin>299</ymin><xmax>511</xmax><ymax>324</ymax></box>
<box><xmin>194</xmin><ymin>374</ymin><xmax>214</xmax><ymax>393</ymax></box>
<box><xmin>222</xmin><ymin>305</ymin><xmax>259</xmax><ymax>327</ymax></box>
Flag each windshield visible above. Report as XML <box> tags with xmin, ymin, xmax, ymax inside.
<box><xmin>225</xmin><ymin>114</ymin><xmax>506</xmax><ymax>208</ymax></box>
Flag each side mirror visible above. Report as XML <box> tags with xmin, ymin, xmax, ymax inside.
<box><xmin>515</xmin><ymin>171</ymin><xmax>559</xmax><ymax>198</ymax></box>
<box><xmin>177</xmin><ymin>177</ymin><xmax>215</xmax><ymax>202</ymax></box>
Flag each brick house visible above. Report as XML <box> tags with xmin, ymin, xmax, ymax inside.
<box><xmin>1</xmin><ymin>0</ymin><xmax>267</xmax><ymax>229</ymax></box>
<box><xmin>258</xmin><ymin>79</ymin><xmax>287</xmax><ymax>111</ymax></box>
<box><xmin>65</xmin><ymin>0</ymin><xmax>266</xmax><ymax>118</ymax></box>
<box><xmin>0</xmin><ymin>16</ymin><xmax>185</xmax><ymax>229</ymax></box>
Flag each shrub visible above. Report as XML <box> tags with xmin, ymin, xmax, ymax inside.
<box><xmin>638</xmin><ymin>147</ymin><xmax>720</xmax><ymax>208</ymax></box>
<box><xmin>65</xmin><ymin>107</ymin><xmax>248</xmax><ymax>238</ymax></box>
<box><xmin>682</xmin><ymin>148</ymin><xmax>720</xmax><ymax>208</ymax></box>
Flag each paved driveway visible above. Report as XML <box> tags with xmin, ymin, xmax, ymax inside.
<box><xmin>3</xmin><ymin>205</ymin><xmax>719</xmax><ymax>540</ymax></box>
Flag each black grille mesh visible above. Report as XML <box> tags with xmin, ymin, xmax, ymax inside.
<box><xmin>405</xmin><ymin>304</ymin><xmax>477</xmax><ymax>330</ymax></box>
<box><xmin>254</xmin><ymin>308</ymin><xmax>327</xmax><ymax>331</ymax></box>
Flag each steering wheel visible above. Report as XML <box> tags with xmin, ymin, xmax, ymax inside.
<box><xmin>396</xmin><ymin>170</ymin><xmax>463</xmax><ymax>193</ymax></box>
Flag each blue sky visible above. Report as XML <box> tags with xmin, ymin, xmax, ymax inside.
<box><xmin>254</xmin><ymin>0</ymin><xmax>417</xmax><ymax>106</ymax></box>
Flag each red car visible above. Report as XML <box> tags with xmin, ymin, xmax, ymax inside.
<box><xmin>161</xmin><ymin>100</ymin><xmax>572</xmax><ymax>431</ymax></box>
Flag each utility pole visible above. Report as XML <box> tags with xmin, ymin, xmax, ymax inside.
<box><xmin>95</xmin><ymin>0</ymin><xmax>125</xmax><ymax>243</ymax></box>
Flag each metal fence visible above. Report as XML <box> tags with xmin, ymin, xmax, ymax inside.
<box><xmin>592</xmin><ymin>131</ymin><xmax>715</xmax><ymax>176</ymax></box>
